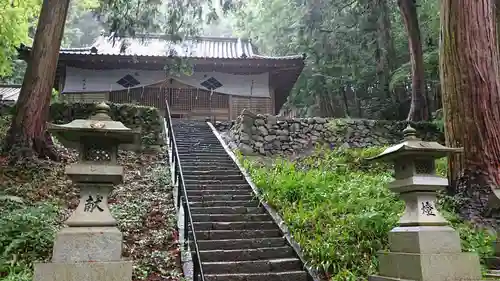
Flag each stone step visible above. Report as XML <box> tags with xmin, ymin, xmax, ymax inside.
<box><xmin>190</xmin><ymin>206</ymin><xmax>263</xmax><ymax>215</ymax></box>
<box><xmin>204</xmin><ymin>271</ymin><xmax>308</xmax><ymax>281</ymax></box>
<box><xmin>173</xmin><ymin>131</ymin><xmax>214</xmax><ymax>134</ymax></box>
<box><xmin>191</xmin><ymin>213</ymin><xmax>271</xmax><ymax>222</ymax></box>
<box><xmin>176</xmin><ymin>144</ymin><xmax>221</xmax><ymax>148</ymax></box>
<box><xmin>199</xmin><ymin>246</ymin><xmax>294</xmax><ymax>262</ymax></box>
<box><xmin>187</xmin><ymin>189</ymin><xmax>253</xmax><ymax>196</ymax></box>
<box><xmin>196</xmin><ymin>237</ymin><xmax>288</xmax><ymax>251</ymax></box>
<box><xmin>181</xmin><ymin>163</ymin><xmax>236</xmax><ymax>169</ymax></box>
<box><xmin>182</xmin><ymin>170</ymin><xmax>242</xmax><ymax>176</ymax></box>
<box><xmin>179</xmin><ymin>152</ymin><xmax>228</xmax><ymax>157</ymax></box>
<box><xmin>182</xmin><ymin>165</ymin><xmax>238</xmax><ymax>171</ymax></box>
<box><xmin>485</xmin><ymin>270</ymin><xmax>500</xmax><ymax>278</ymax></box>
<box><xmin>190</xmin><ymin>200</ymin><xmax>258</xmax><ymax>207</ymax></box>
<box><xmin>180</xmin><ymin>159</ymin><xmax>235</xmax><ymax>165</ymax></box>
<box><xmin>179</xmin><ymin>155</ymin><xmax>232</xmax><ymax>160</ymax></box>
<box><xmin>178</xmin><ymin>151</ymin><xmax>227</xmax><ymax>156</ymax></box>
<box><xmin>187</xmin><ymin>194</ymin><xmax>255</xmax><ymax>202</ymax></box>
<box><xmin>185</xmin><ymin>180</ymin><xmax>249</xmax><ymax>187</ymax></box>
<box><xmin>183</xmin><ymin>174</ymin><xmax>244</xmax><ymax>181</ymax></box>
<box><xmin>178</xmin><ymin>150</ymin><xmax>228</xmax><ymax>155</ymax></box>
<box><xmin>175</xmin><ymin>142</ymin><xmax>221</xmax><ymax>145</ymax></box>
<box><xmin>202</xmin><ymin>258</ymin><xmax>303</xmax><ymax>274</ymax></box>
<box><xmin>175</xmin><ymin>140</ymin><xmax>221</xmax><ymax>144</ymax></box>
<box><xmin>194</xmin><ymin>229</ymin><xmax>282</xmax><ymax>240</ymax></box>
<box><xmin>193</xmin><ymin>221</ymin><xmax>276</xmax><ymax>231</ymax></box>
<box><xmin>185</xmin><ymin>184</ymin><xmax>251</xmax><ymax>191</ymax></box>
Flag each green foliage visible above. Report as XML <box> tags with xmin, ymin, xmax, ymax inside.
<box><xmin>49</xmin><ymin>102</ymin><xmax>163</xmax><ymax>146</ymax></box>
<box><xmin>0</xmin><ymin>201</ymin><xmax>60</xmax><ymax>280</ymax></box>
<box><xmin>0</xmin><ymin>0</ymin><xmax>40</xmax><ymax>77</ymax></box>
<box><xmin>51</xmin><ymin>88</ymin><xmax>60</xmax><ymax>103</ymax></box>
<box><xmin>241</xmin><ymin>147</ymin><xmax>494</xmax><ymax>280</ymax></box>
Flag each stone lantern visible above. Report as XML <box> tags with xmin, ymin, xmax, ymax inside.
<box><xmin>367</xmin><ymin>125</ymin><xmax>483</xmax><ymax>281</ymax></box>
<box><xmin>34</xmin><ymin>102</ymin><xmax>140</xmax><ymax>281</ymax></box>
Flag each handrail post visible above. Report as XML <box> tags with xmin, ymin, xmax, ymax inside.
<box><xmin>193</xmin><ymin>252</ymin><xmax>199</xmax><ymax>281</ymax></box>
<box><xmin>183</xmin><ymin>200</ymin><xmax>189</xmax><ymax>249</ymax></box>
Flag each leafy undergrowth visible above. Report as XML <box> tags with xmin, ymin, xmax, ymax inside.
<box><xmin>0</xmin><ymin>114</ymin><xmax>182</xmax><ymax>281</ymax></box>
<box><xmin>241</xmin><ymin>146</ymin><xmax>495</xmax><ymax>281</ymax></box>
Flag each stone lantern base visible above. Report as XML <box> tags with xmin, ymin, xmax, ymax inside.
<box><xmin>369</xmin><ymin>252</ymin><xmax>481</xmax><ymax>281</ymax></box>
<box><xmin>33</xmin><ymin>226</ymin><xmax>132</xmax><ymax>281</ymax></box>
<box><xmin>369</xmin><ymin>226</ymin><xmax>483</xmax><ymax>281</ymax></box>
<box><xmin>34</xmin><ymin>261</ymin><xmax>132</xmax><ymax>281</ymax></box>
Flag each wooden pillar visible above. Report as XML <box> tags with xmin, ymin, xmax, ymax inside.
<box><xmin>228</xmin><ymin>94</ymin><xmax>233</xmax><ymax>120</ymax></box>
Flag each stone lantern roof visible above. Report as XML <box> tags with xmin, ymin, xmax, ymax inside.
<box><xmin>47</xmin><ymin>102</ymin><xmax>138</xmax><ymax>150</ymax></box>
<box><xmin>367</xmin><ymin>125</ymin><xmax>462</xmax><ymax>162</ymax></box>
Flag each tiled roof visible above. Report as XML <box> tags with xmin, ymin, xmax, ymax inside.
<box><xmin>0</xmin><ymin>85</ymin><xmax>21</xmax><ymax>101</ymax></box>
<box><xmin>53</xmin><ymin>34</ymin><xmax>304</xmax><ymax>60</ymax></box>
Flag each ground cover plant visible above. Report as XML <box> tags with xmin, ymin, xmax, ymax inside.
<box><xmin>241</xmin><ymin>146</ymin><xmax>495</xmax><ymax>281</ymax></box>
<box><xmin>0</xmin><ymin>112</ymin><xmax>182</xmax><ymax>281</ymax></box>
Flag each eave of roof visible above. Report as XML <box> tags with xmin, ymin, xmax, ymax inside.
<box><xmin>18</xmin><ymin>34</ymin><xmax>306</xmax><ymax>62</ymax></box>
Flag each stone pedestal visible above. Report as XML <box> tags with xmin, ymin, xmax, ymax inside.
<box><xmin>34</xmin><ymin>103</ymin><xmax>139</xmax><ymax>281</ymax></box>
<box><xmin>367</xmin><ymin>126</ymin><xmax>483</xmax><ymax>281</ymax></box>
<box><xmin>34</xmin><ymin>261</ymin><xmax>132</xmax><ymax>281</ymax></box>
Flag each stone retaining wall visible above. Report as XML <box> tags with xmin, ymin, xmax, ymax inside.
<box><xmin>218</xmin><ymin>110</ymin><xmax>443</xmax><ymax>155</ymax></box>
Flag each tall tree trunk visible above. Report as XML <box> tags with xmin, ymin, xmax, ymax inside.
<box><xmin>398</xmin><ymin>0</ymin><xmax>428</xmax><ymax>121</ymax></box>
<box><xmin>440</xmin><ymin>0</ymin><xmax>500</xmax><ymax>225</ymax></box>
<box><xmin>374</xmin><ymin>0</ymin><xmax>396</xmax><ymax>99</ymax></box>
<box><xmin>496</xmin><ymin>0</ymin><xmax>500</xmax><ymax>51</ymax></box>
<box><xmin>3</xmin><ymin>0</ymin><xmax>70</xmax><ymax>162</ymax></box>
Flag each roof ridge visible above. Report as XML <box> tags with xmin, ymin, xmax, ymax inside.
<box><xmin>101</xmin><ymin>33</ymin><xmax>249</xmax><ymax>42</ymax></box>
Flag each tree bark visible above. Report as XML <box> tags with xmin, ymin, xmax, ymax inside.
<box><xmin>398</xmin><ymin>0</ymin><xmax>428</xmax><ymax>121</ymax></box>
<box><xmin>440</xmin><ymin>0</ymin><xmax>500</xmax><ymax>225</ymax></box>
<box><xmin>374</xmin><ymin>0</ymin><xmax>396</xmax><ymax>100</ymax></box>
<box><xmin>3</xmin><ymin>0</ymin><xmax>70</xmax><ymax>162</ymax></box>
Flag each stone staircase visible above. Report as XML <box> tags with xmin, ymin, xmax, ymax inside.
<box><xmin>172</xmin><ymin>120</ymin><xmax>311</xmax><ymax>281</ymax></box>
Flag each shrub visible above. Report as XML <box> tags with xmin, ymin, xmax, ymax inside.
<box><xmin>0</xmin><ymin>201</ymin><xmax>60</xmax><ymax>280</ymax></box>
<box><xmin>241</xmin><ymin>147</ymin><xmax>494</xmax><ymax>280</ymax></box>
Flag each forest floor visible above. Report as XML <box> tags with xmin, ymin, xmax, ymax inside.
<box><xmin>0</xmin><ymin>115</ymin><xmax>183</xmax><ymax>281</ymax></box>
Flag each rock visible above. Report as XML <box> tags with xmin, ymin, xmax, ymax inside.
<box><xmin>252</xmin><ymin>135</ymin><xmax>264</xmax><ymax>142</ymax></box>
<box><xmin>238</xmin><ymin>143</ymin><xmax>255</xmax><ymax>155</ymax></box>
<box><xmin>240</xmin><ymin>133</ymin><xmax>251</xmax><ymax>142</ymax></box>
<box><xmin>257</xmin><ymin>126</ymin><xmax>268</xmax><ymax>136</ymax></box>
<box><xmin>264</xmin><ymin>135</ymin><xmax>276</xmax><ymax>142</ymax></box>
<box><xmin>277</xmin><ymin>129</ymin><xmax>289</xmax><ymax>136</ymax></box>
<box><xmin>255</xmin><ymin>119</ymin><xmax>265</xmax><ymax>126</ymax></box>
<box><xmin>315</xmin><ymin>117</ymin><xmax>326</xmax><ymax>124</ymax></box>
<box><xmin>267</xmin><ymin>115</ymin><xmax>278</xmax><ymax>126</ymax></box>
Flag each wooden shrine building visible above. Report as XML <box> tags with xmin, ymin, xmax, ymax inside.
<box><xmin>18</xmin><ymin>34</ymin><xmax>305</xmax><ymax>120</ymax></box>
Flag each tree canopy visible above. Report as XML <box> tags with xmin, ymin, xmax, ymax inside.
<box><xmin>0</xmin><ymin>0</ymin><xmax>40</xmax><ymax>77</ymax></box>
<box><xmin>231</xmin><ymin>0</ymin><xmax>441</xmax><ymax>119</ymax></box>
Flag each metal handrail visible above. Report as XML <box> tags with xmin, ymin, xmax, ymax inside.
<box><xmin>164</xmin><ymin>100</ymin><xmax>206</xmax><ymax>281</ymax></box>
